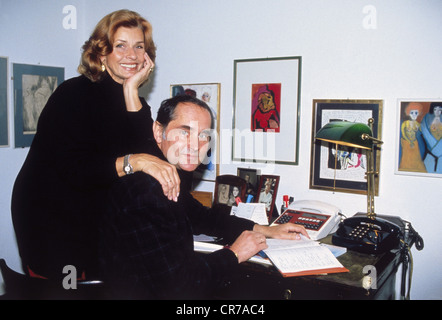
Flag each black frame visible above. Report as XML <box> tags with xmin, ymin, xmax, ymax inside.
<box><xmin>310</xmin><ymin>99</ymin><xmax>383</xmax><ymax>195</ymax></box>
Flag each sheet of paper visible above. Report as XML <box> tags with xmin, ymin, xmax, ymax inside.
<box><xmin>320</xmin><ymin>243</ymin><xmax>347</xmax><ymax>257</ymax></box>
<box><xmin>231</xmin><ymin>203</ymin><xmax>269</xmax><ymax>225</ymax></box>
<box><xmin>193</xmin><ymin>241</ymin><xmax>272</xmax><ymax>266</ymax></box>
<box><xmin>264</xmin><ymin>235</ymin><xmax>318</xmax><ymax>250</ymax></box>
<box><xmin>193</xmin><ymin>234</ymin><xmax>217</xmax><ymax>242</ymax></box>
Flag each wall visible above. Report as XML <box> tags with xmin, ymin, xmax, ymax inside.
<box><xmin>0</xmin><ymin>0</ymin><xmax>440</xmax><ymax>299</ymax></box>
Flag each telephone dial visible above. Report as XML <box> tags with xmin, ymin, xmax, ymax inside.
<box><xmin>332</xmin><ymin>212</ymin><xmax>424</xmax><ymax>254</ymax></box>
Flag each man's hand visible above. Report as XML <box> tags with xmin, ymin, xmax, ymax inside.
<box><xmin>228</xmin><ymin>231</ymin><xmax>268</xmax><ymax>263</ymax></box>
<box><xmin>253</xmin><ymin>223</ymin><xmax>309</xmax><ymax>240</ymax></box>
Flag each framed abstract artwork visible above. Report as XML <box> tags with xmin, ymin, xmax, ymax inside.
<box><xmin>395</xmin><ymin>99</ymin><xmax>442</xmax><ymax>177</ymax></box>
<box><xmin>232</xmin><ymin>56</ymin><xmax>302</xmax><ymax>165</ymax></box>
<box><xmin>0</xmin><ymin>57</ymin><xmax>8</xmax><ymax>147</ymax></box>
<box><xmin>13</xmin><ymin>63</ymin><xmax>64</xmax><ymax>148</ymax></box>
<box><xmin>170</xmin><ymin>83</ymin><xmax>220</xmax><ymax>181</ymax></box>
<box><xmin>310</xmin><ymin>99</ymin><xmax>383</xmax><ymax>195</ymax></box>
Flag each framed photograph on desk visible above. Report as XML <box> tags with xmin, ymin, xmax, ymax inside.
<box><xmin>237</xmin><ymin>167</ymin><xmax>260</xmax><ymax>202</ymax></box>
<box><xmin>257</xmin><ymin>174</ymin><xmax>279</xmax><ymax>221</ymax></box>
<box><xmin>214</xmin><ymin>175</ymin><xmax>247</xmax><ymax>207</ymax></box>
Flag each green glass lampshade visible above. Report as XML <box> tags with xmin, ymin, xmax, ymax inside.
<box><xmin>315</xmin><ymin>121</ymin><xmax>373</xmax><ymax>150</ymax></box>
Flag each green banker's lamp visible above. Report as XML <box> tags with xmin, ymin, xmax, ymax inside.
<box><xmin>315</xmin><ymin>119</ymin><xmax>382</xmax><ymax>219</ymax></box>
<box><xmin>315</xmin><ymin>119</ymin><xmax>405</xmax><ymax>253</ymax></box>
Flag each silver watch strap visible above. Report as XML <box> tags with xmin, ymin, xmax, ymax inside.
<box><xmin>123</xmin><ymin>154</ymin><xmax>134</xmax><ymax>175</ymax></box>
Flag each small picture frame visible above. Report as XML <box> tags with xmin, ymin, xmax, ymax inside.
<box><xmin>214</xmin><ymin>175</ymin><xmax>247</xmax><ymax>207</ymax></box>
<box><xmin>395</xmin><ymin>99</ymin><xmax>442</xmax><ymax>177</ymax></box>
<box><xmin>237</xmin><ymin>167</ymin><xmax>261</xmax><ymax>202</ymax></box>
<box><xmin>256</xmin><ymin>174</ymin><xmax>280</xmax><ymax>221</ymax></box>
<box><xmin>0</xmin><ymin>57</ymin><xmax>8</xmax><ymax>147</ymax></box>
<box><xmin>13</xmin><ymin>63</ymin><xmax>64</xmax><ymax>148</ymax></box>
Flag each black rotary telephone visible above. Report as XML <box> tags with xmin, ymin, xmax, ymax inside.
<box><xmin>332</xmin><ymin>213</ymin><xmax>423</xmax><ymax>254</ymax></box>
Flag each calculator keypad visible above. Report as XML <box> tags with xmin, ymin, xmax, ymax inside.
<box><xmin>276</xmin><ymin>213</ymin><xmax>324</xmax><ymax>230</ymax></box>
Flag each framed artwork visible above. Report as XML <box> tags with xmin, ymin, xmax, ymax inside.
<box><xmin>232</xmin><ymin>56</ymin><xmax>302</xmax><ymax>165</ymax></box>
<box><xmin>0</xmin><ymin>57</ymin><xmax>8</xmax><ymax>147</ymax></box>
<box><xmin>171</xmin><ymin>83</ymin><xmax>220</xmax><ymax>181</ymax></box>
<box><xmin>395</xmin><ymin>100</ymin><xmax>442</xmax><ymax>177</ymax></box>
<box><xmin>310</xmin><ymin>99</ymin><xmax>383</xmax><ymax>195</ymax></box>
<box><xmin>214</xmin><ymin>175</ymin><xmax>247</xmax><ymax>207</ymax></box>
<box><xmin>237</xmin><ymin>167</ymin><xmax>261</xmax><ymax>202</ymax></box>
<box><xmin>257</xmin><ymin>174</ymin><xmax>280</xmax><ymax>221</ymax></box>
<box><xmin>13</xmin><ymin>63</ymin><xmax>64</xmax><ymax>148</ymax></box>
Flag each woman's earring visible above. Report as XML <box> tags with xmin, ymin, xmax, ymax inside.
<box><xmin>101</xmin><ymin>64</ymin><xmax>106</xmax><ymax>72</ymax></box>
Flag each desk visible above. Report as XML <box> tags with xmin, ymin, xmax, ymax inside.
<box><xmin>213</xmin><ymin>235</ymin><xmax>402</xmax><ymax>300</ymax></box>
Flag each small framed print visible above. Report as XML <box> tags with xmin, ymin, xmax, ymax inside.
<box><xmin>13</xmin><ymin>63</ymin><xmax>64</xmax><ymax>148</ymax></box>
<box><xmin>0</xmin><ymin>57</ymin><xmax>8</xmax><ymax>147</ymax></box>
<box><xmin>171</xmin><ymin>83</ymin><xmax>220</xmax><ymax>181</ymax></box>
<box><xmin>257</xmin><ymin>174</ymin><xmax>280</xmax><ymax>221</ymax></box>
<box><xmin>396</xmin><ymin>100</ymin><xmax>442</xmax><ymax>177</ymax></box>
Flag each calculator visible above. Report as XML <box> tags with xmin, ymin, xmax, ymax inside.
<box><xmin>271</xmin><ymin>200</ymin><xmax>342</xmax><ymax>240</ymax></box>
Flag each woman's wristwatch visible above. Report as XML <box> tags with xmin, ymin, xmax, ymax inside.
<box><xmin>123</xmin><ymin>154</ymin><xmax>134</xmax><ymax>175</ymax></box>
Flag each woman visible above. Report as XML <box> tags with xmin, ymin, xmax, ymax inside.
<box><xmin>399</xmin><ymin>102</ymin><xmax>426</xmax><ymax>172</ymax></box>
<box><xmin>227</xmin><ymin>186</ymin><xmax>241</xmax><ymax>206</ymax></box>
<box><xmin>11</xmin><ymin>10</ymin><xmax>180</xmax><ymax>280</ymax></box>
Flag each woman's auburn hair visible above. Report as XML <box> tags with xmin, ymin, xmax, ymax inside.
<box><xmin>78</xmin><ymin>9</ymin><xmax>156</xmax><ymax>82</ymax></box>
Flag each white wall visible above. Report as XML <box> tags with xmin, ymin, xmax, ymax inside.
<box><xmin>0</xmin><ymin>0</ymin><xmax>440</xmax><ymax>299</ymax></box>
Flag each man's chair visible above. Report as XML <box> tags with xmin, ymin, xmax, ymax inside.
<box><xmin>0</xmin><ymin>259</ymin><xmax>106</xmax><ymax>300</ymax></box>
<box><xmin>190</xmin><ymin>191</ymin><xmax>213</xmax><ymax>207</ymax></box>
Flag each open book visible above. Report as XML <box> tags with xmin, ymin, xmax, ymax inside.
<box><xmin>262</xmin><ymin>236</ymin><xmax>348</xmax><ymax>277</ymax></box>
<box><xmin>194</xmin><ymin>236</ymin><xmax>348</xmax><ymax>277</ymax></box>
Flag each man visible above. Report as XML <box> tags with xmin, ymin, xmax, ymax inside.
<box><xmin>99</xmin><ymin>95</ymin><xmax>307</xmax><ymax>299</ymax></box>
